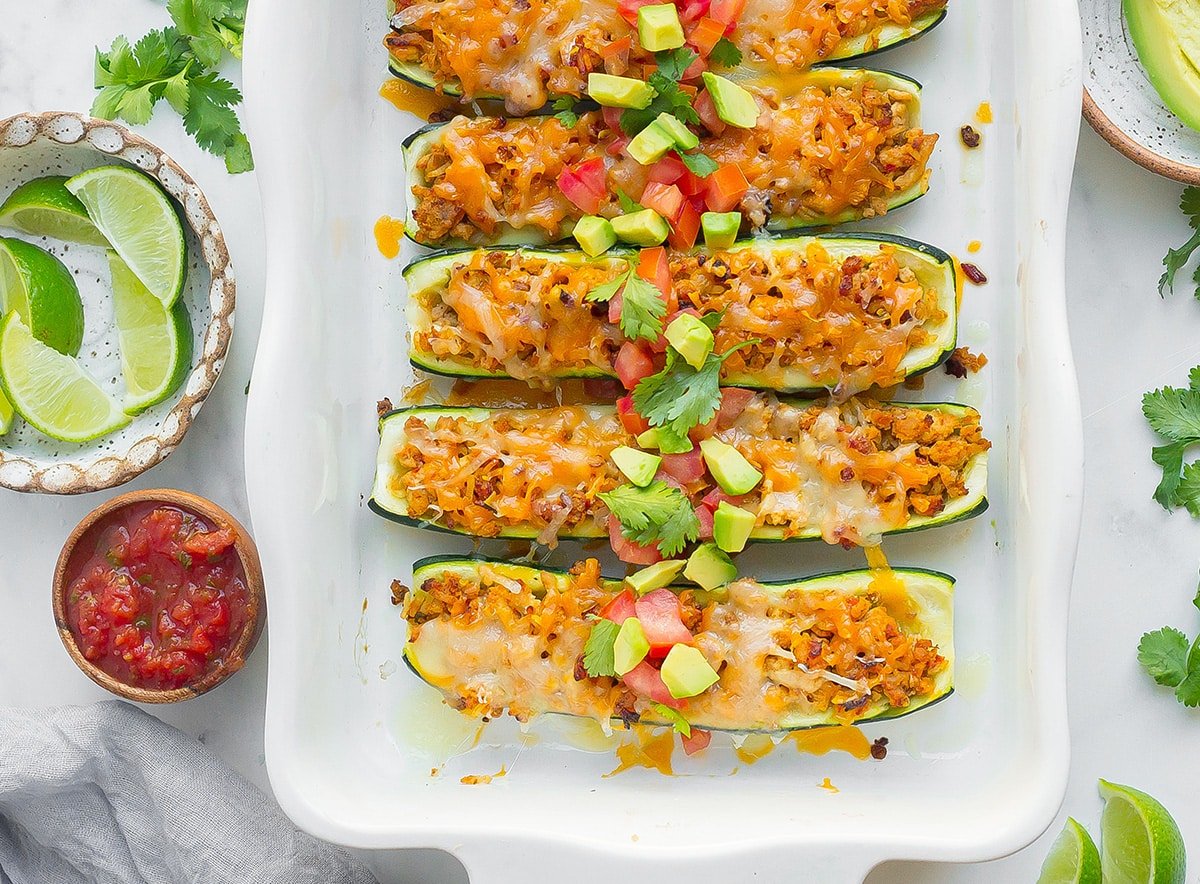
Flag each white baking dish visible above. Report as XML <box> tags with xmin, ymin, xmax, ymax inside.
<box><xmin>241</xmin><ymin>0</ymin><xmax>1084</xmax><ymax>878</ymax></box>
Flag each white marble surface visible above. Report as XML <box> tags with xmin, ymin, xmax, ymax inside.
<box><xmin>1</xmin><ymin>3</ymin><xmax>1198</xmax><ymax>882</ymax></box>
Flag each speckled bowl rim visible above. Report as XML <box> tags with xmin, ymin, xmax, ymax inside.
<box><xmin>0</xmin><ymin>111</ymin><xmax>235</xmax><ymax>494</ymax></box>
<box><xmin>1083</xmin><ymin>89</ymin><xmax>1200</xmax><ymax>186</ymax></box>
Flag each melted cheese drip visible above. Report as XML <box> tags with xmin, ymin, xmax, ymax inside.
<box><xmin>975</xmin><ymin>101</ymin><xmax>994</xmax><ymax>124</ymax></box>
<box><xmin>379</xmin><ymin>77</ymin><xmax>459</xmax><ymax>119</ymax></box>
<box><xmin>373</xmin><ymin>215</ymin><xmax>407</xmax><ymax>259</ymax></box>
<box><xmin>605</xmin><ymin>727</ymin><xmax>675</xmax><ymax>777</ymax></box>
<box><xmin>790</xmin><ymin>725</ymin><xmax>872</xmax><ymax>759</ymax></box>
<box><xmin>734</xmin><ymin>734</ymin><xmax>777</xmax><ymax>764</ymax></box>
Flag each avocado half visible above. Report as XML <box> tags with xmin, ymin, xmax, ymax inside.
<box><xmin>1125</xmin><ymin>0</ymin><xmax>1200</xmax><ymax>131</ymax></box>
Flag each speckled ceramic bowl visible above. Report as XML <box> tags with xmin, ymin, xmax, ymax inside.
<box><xmin>0</xmin><ymin>112</ymin><xmax>235</xmax><ymax>494</ymax></box>
<box><xmin>1082</xmin><ymin>0</ymin><xmax>1200</xmax><ymax>183</ymax></box>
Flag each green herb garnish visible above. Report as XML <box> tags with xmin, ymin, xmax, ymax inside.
<box><xmin>650</xmin><ymin>702</ymin><xmax>692</xmax><ymax>736</ymax></box>
<box><xmin>1138</xmin><ymin>588</ymin><xmax>1200</xmax><ymax>706</ymax></box>
<box><xmin>599</xmin><ymin>480</ymin><xmax>700</xmax><ymax>557</ymax></box>
<box><xmin>585</xmin><ymin>264</ymin><xmax>668</xmax><ymax>341</ymax></box>
<box><xmin>620</xmin><ymin>48</ymin><xmax>701</xmax><ymax>136</ymax></box>
<box><xmin>678</xmin><ymin>150</ymin><xmax>719</xmax><ymax>178</ymax></box>
<box><xmin>583</xmin><ymin>618</ymin><xmax>620</xmax><ymax>677</ymax></box>
<box><xmin>1143</xmin><ymin>365</ymin><xmax>1200</xmax><ymax>510</ymax></box>
<box><xmin>633</xmin><ymin>341</ymin><xmax>755</xmax><ymax>438</ymax></box>
<box><xmin>708</xmin><ymin>38</ymin><xmax>743</xmax><ymax>69</ymax></box>
<box><xmin>552</xmin><ymin>96</ymin><xmax>580</xmax><ymax>128</ymax></box>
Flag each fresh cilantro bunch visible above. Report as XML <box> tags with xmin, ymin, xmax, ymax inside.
<box><xmin>586</xmin><ymin>265</ymin><xmax>667</xmax><ymax>341</ymax></box>
<box><xmin>599</xmin><ymin>480</ymin><xmax>700</xmax><ymax>556</ymax></box>
<box><xmin>92</xmin><ymin>0</ymin><xmax>253</xmax><ymax>173</ymax></box>
<box><xmin>1159</xmin><ymin>187</ymin><xmax>1200</xmax><ymax>299</ymax></box>
<box><xmin>1142</xmin><ymin>365</ymin><xmax>1200</xmax><ymax>512</ymax></box>
<box><xmin>1137</xmin><ymin>588</ymin><xmax>1200</xmax><ymax>706</ymax></box>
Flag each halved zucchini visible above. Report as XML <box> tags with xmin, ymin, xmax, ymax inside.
<box><xmin>401</xmin><ymin>68</ymin><xmax>930</xmax><ymax>247</ymax></box>
<box><xmin>403</xmin><ymin>556</ymin><xmax>955</xmax><ymax>732</ymax></box>
<box><xmin>369</xmin><ymin>399</ymin><xmax>989</xmax><ymax>544</ymax></box>
<box><xmin>405</xmin><ymin>232</ymin><xmax>958</xmax><ymax>393</ymax></box>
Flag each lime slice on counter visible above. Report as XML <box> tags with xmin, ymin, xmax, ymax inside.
<box><xmin>1037</xmin><ymin>818</ymin><xmax>1101</xmax><ymax>884</ymax></box>
<box><xmin>1099</xmin><ymin>779</ymin><xmax>1187</xmax><ymax>884</ymax></box>
<box><xmin>108</xmin><ymin>250</ymin><xmax>192</xmax><ymax>414</ymax></box>
<box><xmin>0</xmin><ymin>236</ymin><xmax>84</xmax><ymax>356</ymax></box>
<box><xmin>66</xmin><ymin>166</ymin><xmax>186</xmax><ymax>307</ymax></box>
<box><xmin>0</xmin><ymin>176</ymin><xmax>108</xmax><ymax>246</ymax></box>
<box><xmin>0</xmin><ymin>312</ymin><xmax>129</xmax><ymax>443</ymax></box>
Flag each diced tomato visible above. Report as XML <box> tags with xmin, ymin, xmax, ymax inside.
<box><xmin>584</xmin><ymin>378</ymin><xmax>625</xmax><ymax>400</ymax></box>
<box><xmin>602</xmin><ymin>106</ymin><xmax>625</xmax><ymax>130</ymax></box>
<box><xmin>709</xmin><ymin>0</ymin><xmax>746</xmax><ymax>28</ymax></box>
<box><xmin>681</xmin><ymin>54</ymin><xmax>707</xmax><ymax>82</ymax></box>
<box><xmin>606</xmin><ymin>136</ymin><xmax>630</xmax><ymax>158</ymax></box>
<box><xmin>636</xmin><ymin>588</ymin><xmax>695</xmax><ymax>654</ymax></box>
<box><xmin>608</xmin><ymin>289</ymin><xmax>623</xmax><ymax>325</ymax></box>
<box><xmin>706</xmin><ymin>163</ymin><xmax>749</xmax><ymax>212</ymax></box>
<box><xmin>688</xmin><ymin>16</ymin><xmax>726</xmax><ymax>55</ymax></box>
<box><xmin>669</xmin><ymin>200</ymin><xmax>701</xmax><ymax>250</ymax></box>
<box><xmin>640</xmin><ymin>182</ymin><xmax>685</xmax><ymax>224</ymax></box>
<box><xmin>678</xmin><ymin>83</ymin><xmax>698</xmax><ymax>98</ymax></box>
<box><xmin>678</xmin><ymin>168</ymin><xmax>708</xmax><ymax>198</ymax></box>
<box><xmin>681</xmin><ymin>728</ymin><xmax>712</xmax><ymax>755</ymax></box>
<box><xmin>617</xmin><ymin>0</ymin><xmax>659</xmax><ymax>25</ymax></box>
<box><xmin>701</xmin><ymin>486</ymin><xmax>748</xmax><ymax>509</ymax></box>
<box><xmin>574</xmin><ymin>158</ymin><xmax>606</xmax><ymax>196</ymax></box>
<box><xmin>556</xmin><ymin>169</ymin><xmax>600</xmax><ymax>214</ymax></box>
<box><xmin>622</xmin><ymin>660</ymin><xmax>685</xmax><ymax>708</ymax></box>
<box><xmin>637</xmin><ymin>246</ymin><xmax>673</xmax><ymax>299</ymax></box>
<box><xmin>600</xmin><ymin>35</ymin><xmax>633</xmax><ymax>58</ymax></box>
<box><xmin>660</xmin><ymin>448</ymin><xmax>707</xmax><ymax>484</ymax></box>
<box><xmin>678</xmin><ymin>0</ymin><xmax>710</xmax><ymax>23</ymax></box>
<box><xmin>649</xmin><ymin>154</ymin><xmax>687</xmax><ymax>185</ymax></box>
<box><xmin>617</xmin><ymin>394</ymin><xmax>650</xmax><ymax>435</ymax></box>
<box><xmin>600</xmin><ymin>588</ymin><xmax>637</xmax><ymax>623</ymax></box>
<box><xmin>695</xmin><ymin>503</ymin><xmax>714</xmax><ymax>541</ymax></box>
<box><xmin>654</xmin><ymin>471</ymin><xmax>686</xmax><ymax>493</ymax></box>
<box><xmin>609</xmin><ymin>516</ymin><xmax>663</xmax><ymax>565</ymax></box>
<box><xmin>615</xmin><ymin>341</ymin><xmax>656</xmax><ymax>390</ymax></box>
<box><xmin>716</xmin><ymin>386</ymin><xmax>755</xmax><ymax>427</ymax></box>
<box><xmin>694</xmin><ymin>90</ymin><xmax>726</xmax><ymax>135</ymax></box>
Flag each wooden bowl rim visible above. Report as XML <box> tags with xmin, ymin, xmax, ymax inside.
<box><xmin>1083</xmin><ymin>88</ymin><xmax>1200</xmax><ymax>186</ymax></box>
<box><xmin>52</xmin><ymin>488</ymin><xmax>265</xmax><ymax>704</ymax></box>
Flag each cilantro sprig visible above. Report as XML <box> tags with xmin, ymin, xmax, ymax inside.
<box><xmin>650</xmin><ymin>703</ymin><xmax>692</xmax><ymax>736</ymax></box>
<box><xmin>1159</xmin><ymin>187</ymin><xmax>1200</xmax><ymax>299</ymax></box>
<box><xmin>1137</xmin><ymin>588</ymin><xmax>1200</xmax><ymax>707</ymax></box>
<box><xmin>599</xmin><ymin>480</ymin><xmax>700</xmax><ymax>557</ymax></box>
<box><xmin>708</xmin><ymin>38</ymin><xmax>743</xmax><ymax>69</ymax></box>
<box><xmin>585</xmin><ymin>263</ymin><xmax>668</xmax><ymax>342</ymax></box>
<box><xmin>633</xmin><ymin>339</ymin><xmax>754</xmax><ymax>439</ymax></box>
<box><xmin>583</xmin><ymin>618</ymin><xmax>620</xmax><ymax>678</ymax></box>
<box><xmin>92</xmin><ymin>0</ymin><xmax>252</xmax><ymax>173</ymax></box>
<box><xmin>1142</xmin><ymin>365</ymin><xmax>1200</xmax><ymax>511</ymax></box>
<box><xmin>621</xmin><ymin>48</ymin><xmax>701</xmax><ymax>136</ymax></box>
<box><xmin>553</xmin><ymin>97</ymin><xmax>579</xmax><ymax>128</ymax></box>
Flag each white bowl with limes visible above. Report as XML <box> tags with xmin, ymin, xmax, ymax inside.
<box><xmin>0</xmin><ymin>111</ymin><xmax>234</xmax><ymax>494</ymax></box>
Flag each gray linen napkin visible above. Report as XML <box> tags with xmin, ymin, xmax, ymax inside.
<box><xmin>0</xmin><ymin>702</ymin><xmax>377</xmax><ymax>884</ymax></box>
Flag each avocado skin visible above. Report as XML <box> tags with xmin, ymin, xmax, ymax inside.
<box><xmin>1125</xmin><ymin>0</ymin><xmax>1200</xmax><ymax>132</ymax></box>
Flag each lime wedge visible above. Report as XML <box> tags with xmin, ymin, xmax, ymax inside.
<box><xmin>108</xmin><ymin>251</ymin><xmax>192</xmax><ymax>414</ymax></box>
<box><xmin>0</xmin><ymin>312</ymin><xmax>129</xmax><ymax>443</ymax></box>
<box><xmin>0</xmin><ymin>176</ymin><xmax>108</xmax><ymax>246</ymax></box>
<box><xmin>66</xmin><ymin>166</ymin><xmax>186</xmax><ymax>307</ymax></box>
<box><xmin>0</xmin><ymin>388</ymin><xmax>12</xmax><ymax>435</ymax></box>
<box><xmin>1099</xmin><ymin>779</ymin><xmax>1187</xmax><ymax>884</ymax></box>
<box><xmin>1037</xmin><ymin>818</ymin><xmax>1102</xmax><ymax>884</ymax></box>
<box><xmin>0</xmin><ymin>237</ymin><xmax>84</xmax><ymax>356</ymax></box>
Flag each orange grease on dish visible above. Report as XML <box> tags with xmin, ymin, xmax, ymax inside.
<box><xmin>819</xmin><ymin>777</ymin><xmax>840</xmax><ymax>793</ymax></box>
<box><xmin>460</xmin><ymin>764</ymin><xmax>507</xmax><ymax>785</ymax></box>
<box><xmin>379</xmin><ymin>77</ymin><xmax>458</xmax><ymax>119</ymax></box>
<box><xmin>967</xmin><ymin>240</ymin><xmax>982</xmax><ymax>253</ymax></box>
<box><xmin>789</xmin><ymin>725</ymin><xmax>872</xmax><ymax>760</ymax></box>
<box><xmin>734</xmin><ymin>734</ymin><xmax>777</xmax><ymax>765</ymax></box>
<box><xmin>605</xmin><ymin>728</ymin><xmax>675</xmax><ymax>777</ymax></box>
<box><xmin>374</xmin><ymin>216</ymin><xmax>407</xmax><ymax>259</ymax></box>
<box><xmin>975</xmin><ymin>102</ymin><xmax>993</xmax><ymax>124</ymax></box>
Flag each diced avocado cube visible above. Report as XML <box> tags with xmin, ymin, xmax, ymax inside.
<box><xmin>655</xmin><ymin>112</ymin><xmax>700</xmax><ymax>151</ymax></box>
<box><xmin>700</xmin><ymin>72</ymin><xmax>760</xmax><ymax>129</ymax></box>
<box><xmin>573</xmin><ymin>215</ymin><xmax>617</xmax><ymax>257</ymax></box>
<box><xmin>713</xmin><ymin>501</ymin><xmax>755</xmax><ymax>553</ymax></box>
<box><xmin>701</xmin><ymin>211</ymin><xmax>741</xmax><ymax>250</ymax></box>
<box><xmin>664</xmin><ymin>312</ymin><xmax>714</xmax><ymax>369</ymax></box>
<box><xmin>611</xmin><ymin>209</ymin><xmax>670</xmax><ymax>246</ymax></box>
<box><xmin>614</xmin><ymin>617</ymin><xmax>650</xmax><ymax>676</ymax></box>
<box><xmin>700</xmin><ymin>437</ymin><xmax>762</xmax><ymax>495</ymax></box>
<box><xmin>611</xmin><ymin>445</ymin><xmax>661</xmax><ymax>487</ymax></box>
<box><xmin>588</xmin><ymin>73</ymin><xmax>656</xmax><ymax>110</ymax></box>
<box><xmin>637</xmin><ymin>4</ymin><xmax>686</xmax><ymax>52</ymax></box>
<box><xmin>684</xmin><ymin>542</ymin><xmax>737</xmax><ymax>591</ymax></box>
<box><xmin>626</xmin><ymin>559</ymin><xmax>687</xmax><ymax>595</ymax></box>
<box><xmin>661</xmin><ymin>644</ymin><xmax>720</xmax><ymax>698</ymax></box>
<box><xmin>637</xmin><ymin>426</ymin><xmax>694</xmax><ymax>453</ymax></box>
<box><xmin>627</xmin><ymin>120</ymin><xmax>677</xmax><ymax>166</ymax></box>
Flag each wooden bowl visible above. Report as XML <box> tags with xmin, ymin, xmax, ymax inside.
<box><xmin>52</xmin><ymin>489</ymin><xmax>265</xmax><ymax>703</ymax></box>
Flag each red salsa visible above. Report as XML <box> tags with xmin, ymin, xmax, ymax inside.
<box><xmin>64</xmin><ymin>503</ymin><xmax>250</xmax><ymax>691</ymax></box>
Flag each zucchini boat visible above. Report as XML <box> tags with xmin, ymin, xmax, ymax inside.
<box><xmin>405</xmin><ymin>233</ymin><xmax>958</xmax><ymax>396</ymax></box>
<box><xmin>386</xmin><ymin>0</ymin><xmax>947</xmax><ymax>113</ymax></box>
<box><xmin>370</xmin><ymin>395</ymin><xmax>989</xmax><ymax>549</ymax></box>
<box><xmin>402</xmin><ymin>69</ymin><xmax>934</xmax><ymax>247</ymax></box>
<box><xmin>402</xmin><ymin>556</ymin><xmax>955</xmax><ymax>732</ymax></box>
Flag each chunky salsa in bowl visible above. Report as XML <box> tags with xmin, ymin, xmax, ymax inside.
<box><xmin>53</xmin><ymin>490</ymin><xmax>265</xmax><ymax>702</ymax></box>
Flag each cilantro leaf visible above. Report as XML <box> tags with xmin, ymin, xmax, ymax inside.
<box><xmin>184</xmin><ymin>71</ymin><xmax>252</xmax><ymax>171</ymax></box>
<box><xmin>1143</xmin><ymin>385</ymin><xmax>1200</xmax><ymax>441</ymax></box>
<box><xmin>617</xmin><ymin>190</ymin><xmax>644</xmax><ymax>213</ymax></box>
<box><xmin>552</xmin><ymin>96</ymin><xmax>579</xmax><ymax>128</ymax></box>
<box><xmin>1178</xmin><ymin>461</ymin><xmax>1200</xmax><ymax>516</ymax></box>
<box><xmin>633</xmin><ymin>342</ymin><xmax>755</xmax><ymax>438</ymax></box>
<box><xmin>1194</xmin><ymin>583</ymin><xmax>1200</xmax><ymax>614</ymax></box>
<box><xmin>1182</xmin><ymin>185</ymin><xmax>1200</xmax><ymax>227</ymax></box>
<box><xmin>708</xmin><ymin>37</ymin><xmax>743</xmax><ymax>68</ymax></box>
<box><xmin>598</xmin><ymin>480</ymin><xmax>700</xmax><ymax>557</ymax></box>
<box><xmin>679</xmin><ymin>150</ymin><xmax>719</xmax><ymax>178</ymax></box>
<box><xmin>1152</xmin><ymin>442</ymin><xmax>1188</xmax><ymax>510</ymax></box>
<box><xmin>1137</xmin><ymin>627</ymin><xmax>1190</xmax><ymax>687</ymax></box>
<box><xmin>619</xmin><ymin>269</ymin><xmax>669</xmax><ymax>341</ymax></box>
<box><xmin>620</xmin><ymin>49</ymin><xmax>701</xmax><ymax>136</ymax></box>
<box><xmin>650</xmin><ymin>702</ymin><xmax>692</xmax><ymax>736</ymax></box>
<box><xmin>1191</xmin><ymin>365</ymin><xmax>1200</xmax><ymax>393</ymax></box>
<box><xmin>699</xmin><ymin>309</ymin><xmax>724</xmax><ymax>331</ymax></box>
<box><xmin>1175</xmin><ymin>671</ymin><xmax>1200</xmax><ymax>706</ymax></box>
<box><xmin>654</xmin><ymin>48</ymin><xmax>698</xmax><ymax>81</ymax></box>
<box><xmin>168</xmin><ymin>0</ymin><xmax>246</xmax><ymax>67</ymax></box>
<box><xmin>583</xmin><ymin>618</ymin><xmax>620</xmax><ymax>677</ymax></box>
<box><xmin>1160</xmin><ymin>187</ymin><xmax>1200</xmax><ymax>298</ymax></box>
<box><xmin>584</xmin><ymin>269</ymin><xmax>629</xmax><ymax>304</ymax></box>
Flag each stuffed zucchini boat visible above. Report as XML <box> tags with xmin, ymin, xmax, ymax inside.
<box><xmin>386</xmin><ymin>0</ymin><xmax>947</xmax><ymax>113</ymax></box>
<box><xmin>370</xmin><ymin>394</ymin><xmax>989</xmax><ymax>552</ymax></box>
<box><xmin>402</xmin><ymin>556</ymin><xmax>955</xmax><ymax>733</ymax></box>
<box><xmin>406</xmin><ymin>233</ymin><xmax>958</xmax><ymax>396</ymax></box>
<box><xmin>403</xmin><ymin>69</ymin><xmax>934</xmax><ymax>247</ymax></box>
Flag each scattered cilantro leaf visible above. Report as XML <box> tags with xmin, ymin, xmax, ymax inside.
<box><xmin>1194</xmin><ymin>584</ymin><xmax>1200</xmax><ymax>614</ymax></box>
<box><xmin>167</xmin><ymin>0</ymin><xmax>246</xmax><ymax>67</ymax></box>
<box><xmin>1152</xmin><ymin>442</ymin><xmax>1188</xmax><ymax>510</ymax></box>
<box><xmin>1143</xmin><ymin>385</ymin><xmax>1200</xmax><ymax>440</ymax></box>
<box><xmin>1159</xmin><ymin>187</ymin><xmax>1200</xmax><ymax>299</ymax></box>
<box><xmin>619</xmin><ymin>269</ymin><xmax>669</xmax><ymax>341</ymax></box>
<box><xmin>633</xmin><ymin>342</ymin><xmax>755</xmax><ymax>438</ymax></box>
<box><xmin>650</xmin><ymin>703</ymin><xmax>692</xmax><ymax>736</ymax></box>
<box><xmin>584</xmin><ymin>269</ymin><xmax>629</xmax><ymax>304</ymax></box>
<box><xmin>598</xmin><ymin>480</ymin><xmax>700</xmax><ymax>557</ymax></box>
<box><xmin>1141</xmin><ymin>374</ymin><xmax>1200</xmax><ymax>512</ymax></box>
<box><xmin>583</xmin><ymin>619</ymin><xmax>620</xmax><ymax>677</ymax></box>
<box><xmin>1138</xmin><ymin>628</ymin><xmax>1190</xmax><ymax>687</ymax></box>
<box><xmin>617</xmin><ymin>190</ymin><xmax>644</xmax><ymax>213</ymax></box>
<box><xmin>1179</xmin><ymin>461</ymin><xmax>1200</xmax><ymax>517</ymax></box>
<box><xmin>552</xmin><ymin>96</ymin><xmax>579</xmax><ymax>128</ymax></box>
<box><xmin>620</xmin><ymin>48</ymin><xmax>701</xmax><ymax>136</ymax></box>
<box><xmin>1175</xmin><ymin>671</ymin><xmax>1200</xmax><ymax>706</ymax></box>
<box><xmin>679</xmin><ymin>150</ymin><xmax>719</xmax><ymax>178</ymax></box>
<box><xmin>654</xmin><ymin>47</ymin><xmax>698</xmax><ymax>81</ymax></box>
<box><xmin>708</xmin><ymin>37</ymin><xmax>743</xmax><ymax>68</ymax></box>
<box><xmin>699</xmin><ymin>309</ymin><xmax>724</xmax><ymax>331</ymax></box>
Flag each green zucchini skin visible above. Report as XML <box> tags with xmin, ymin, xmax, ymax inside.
<box><xmin>400</xmin><ymin>69</ymin><xmax>928</xmax><ymax>248</ymax></box>
<box><xmin>404</xmin><ymin>231</ymin><xmax>958</xmax><ymax>392</ymax></box>
<box><xmin>370</xmin><ymin>401</ymin><xmax>989</xmax><ymax>542</ymax></box>
<box><xmin>402</xmin><ymin>555</ymin><xmax>956</xmax><ymax>733</ymax></box>
<box><xmin>386</xmin><ymin>8</ymin><xmax>946</xmax><ymax>102</ymax></box>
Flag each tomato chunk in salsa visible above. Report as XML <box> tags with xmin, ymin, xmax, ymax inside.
<box><xmin>64</xmin><ymin>503</ymin><xmax>250</xmax><ymax>691</ymax></box>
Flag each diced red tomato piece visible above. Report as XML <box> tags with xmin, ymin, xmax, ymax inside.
<box><xmin>678</xmin><ymin>0</ymin><xmax>710</xmax><ymax>23</ymax></box>
<box><xmin>574</xmin><ymin>158</ymin><xmax>606</xmax><ymax>196</ymax></box>
<box><xmin>600</xmin><ymin>588</ymin><xmax>637</xmax><ymax>623</ymax></box>
<box><xmin>681</xmin><ymin>54</ymin><xmax>707</xmax><ymax>82</ymax></box>
<box><xmin>641</xmin><ymin>182</ymin><xmax>685</xmax><ymax>223</ymax></box>
<box><xmin>608</xmin><ymin>289</ymin><xmax>623</xmax><ymax>325</ymax></box>
<box><xmin>688</xmin><ymin>16</ymin><xmax>727</xmax><ymax>55</ymax></box>
<box><xmin>617</xmin><ymin>0</ymin><xmax>659</xmax><ymax>25</ymax></box>
<box><xmin>622</xmin><ymin>660</ymin><xmax>685</xmax><ymax>707</ymax></box>
<box><xmin>584</xmin><ymin>378</ymin><xmax>625</xmax><ymax>400</ymax></box>
<box><xmin>716</xmin><ymin>386</ymin><xmax>755</xmax><ymax>427</ymax></box>
<box><xmin>636</xmin><ymin>588</ymin><xmax>695</xmax><ymax>654</ymax></box>
<box><xmin>556</xmin><ymin>169</ymin><xmax>601</xmax><ymax>214</ymax></box>
<box><xmin>678</xmin><ymin>167</ymin><xmax>709</xmax><ymax>197</ymax></box>
<box><xmin>617</xmin><ymin>394</ymin><xmax>650</xmax><ymax>435</ymax></box>
<box><xmin>695</xmin><ymin>502</ymin><xmax>714</xmax><ymax>541</ymax></box>
<box><xmin>654</xmin><ymin>471</ymin><xmax>686</xmax><ymax>493</ymax></box>
<box><xmin>695</xmin><ymin>90</ymin><xmax>726</xmax><ymax>135</ymax></box>
<box><xmin>660</xmin><ymin>448</ymin><xmax>707</xmax><ymax>484</ymax></box>
<box><xmin>669</xmin><ymin>200</ymin><xmax>701</xmax><ymax>251</ymax></box>
<box><xmin>637</xmin><ymin>246</ymin><xmax>673</xmax><ymax>299</ymax></box>
<box><xmin>709</xmin><ymin>0</ymin><xmax>746</xmax><ymax>28</ymax></box>
<box><xmin>606</xmin><ymin>136</ymin><xmax>630</xmax><ymax>158</ymax></box>
<box><xmin>681</xmin><ymin>728</ymin><xmax>712</xmax><ymax>755</ymax></box>
<box><xmin>602</xmin><ymin>106</ymin><xmax>625</xmax><ymax>130</ymax></box>
<box><xmin>649</xmin><ymin>154</ymin><xmax>687</xmax><ymax>185</ymax></box>
<box><xmin>609</xmin><ymin>516</ymin><xmax>663</xmax><ymax>565</ymax></box>
<box><xmin>701</xmin><ymin>486</ymin><xmax>749</xmax><ymax>510</ymax></box>
<box><xmin>706</xmin><ymin>163</ymin><xmax>749</xmax><ymax>212</ymax></box>
<box><xmin>615</xmin><ymin>341</ymin><xmax>656</xmax><ymax>390</ymax></box>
